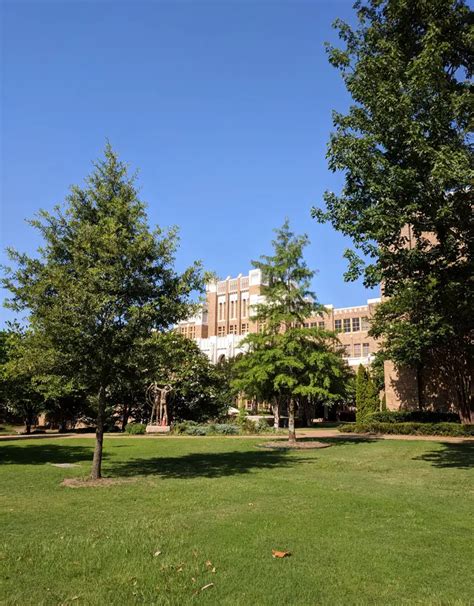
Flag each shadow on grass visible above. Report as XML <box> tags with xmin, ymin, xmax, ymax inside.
<box><xmin>414</xmin><ymin>441</ymin><xmax>474</xmax><ymax>469</ymax></box>
<box><xmin>0</xmin><ymin>443</ymin><xmax>95</xmax><ymax>466</ymax></box>
<box><xmin>296</xmin><ymin>436</ymin><xmax>378</xmax><ymax>446</ymax></box>
<box><xmin>108</xmin><ymin>449</ymin><xmax>301</xmax><ymax>479</ymax></box>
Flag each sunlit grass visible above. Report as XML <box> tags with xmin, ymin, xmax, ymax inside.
<box><xmin>1</xmin><ymin>436</ymin><xmax>473</xmax><ymax>605</ymax></box>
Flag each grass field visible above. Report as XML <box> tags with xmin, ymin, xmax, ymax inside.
<box><xmin>1</xmin><ymin>436</ymin><xmax>473</xmax><ymax>605</ymax></box>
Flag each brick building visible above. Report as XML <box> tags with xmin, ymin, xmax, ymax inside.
<box><xmin>177</xmin><ymin>269</ymin><xmax>380</xmax><ymax>367</ymax></box>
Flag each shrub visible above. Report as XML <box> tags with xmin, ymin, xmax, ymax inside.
<box><xmin>213</xmin><ymin>423</ymin><xmax>239</xmax><ymax>435</ymax></box>
<box><xmin>339</xmin><ymin>422</ymin><xmax>474</xmax><ymax>437</ymax></box>
<box><xmin>125</xmin><ymin>423</ymin><xmax>146</xmax><ymax>435</ymax></box>
<box><xmin>369</xmin><ymin>410</ymin><xmax>460</xmax><ymax>424</ymax></box>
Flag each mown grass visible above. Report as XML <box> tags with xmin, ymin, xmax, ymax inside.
<box><xmin>1</xmin><ymin>436</ymin><xmax>473</xmax><ymax>605</ymax></box>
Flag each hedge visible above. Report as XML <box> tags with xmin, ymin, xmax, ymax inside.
<box><xmin>368</xmin><ymin>410</ymin><xmax>460</xmax><ymax>424</ymax></box>
<box><xmin>339</xmin><ymin>422</ymin><xmax>474</xmax><ymax>437</ymax></box>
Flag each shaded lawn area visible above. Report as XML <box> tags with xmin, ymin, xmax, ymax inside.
<box><xmin>0</xmin><ymin>437</ymin><xmax>473</xmax><ymax>605</ymax></box>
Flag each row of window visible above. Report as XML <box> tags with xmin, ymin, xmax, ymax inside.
<box><xmin>218</xmin><ymin>324</ymin><xmax>249</xmax><ymax>336</ymax></box>
<box><xmin>335</xmin><ymin>316</ymin><xmax>369</xmax><ymax>333</ymax></box>
<box><xmin>218</xmin><ymin>298</ymin><xmax>249</xmax><ymax>321</ymax></box>
<box><xmin>344</xmin><ymin>342</ymin><xmax>370</xmax><ymax>357</ymax></box>
<box><xmin>179</xmin><ymin>326</ymin><xmax>196</xmax><ymax>338</ymax></box>
<box><xmin>303</xmin><ymin>321</ymin><xmax>325</xmax><ymax>329</ymax></box>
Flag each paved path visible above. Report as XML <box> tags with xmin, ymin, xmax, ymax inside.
<box><xmin>0</xmin><ymin>429</ymin><xmax>472</xmax><ymax>444</ymax></box>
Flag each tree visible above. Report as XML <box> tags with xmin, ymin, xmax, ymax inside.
<box><xmin>3</xmin><ymin>145</ymin><xmax>204</xmax><ymax>478</ymax></box>
<box><xmin>1</xmin><ymin>328</ymin><xmax>45</xmax><ymax>434</ymax></box>
<box><xmin>355</xmin><ymin>364</ymin><xmax>379</xmax><ymax>421</ymax></box>
<box><xmin>312</xmin><ymin>0</ymin><xmax>473</xmax><ymax>422</ymax></box>
<box><xmin>142</xmin><ymin>331</ymin><xmax>230</xmax><ymax>423</ymax></box>
<box><xmin>233</xmin><ymin>221</ymin><xmax>349</xmax><ymax>442</ymax></box>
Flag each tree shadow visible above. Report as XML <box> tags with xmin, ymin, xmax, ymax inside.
<box><xmin>413</xmin><ymin>441</ymin><xmax>474</xmax><ymax>469</ymax></box>
<box><xmin>297</xmin><ymin>436</ymin><xmax>379</xmax><ymax>446</ymax></box>
<box><xmin>108</xmin><ymin>449</ymin><xmax>300</xmax><ymax>479</ymax></box>
<box><xmin>0</xmin><ymin>443</ymin><xmax>96</xmax><ymax>466</ymax></box>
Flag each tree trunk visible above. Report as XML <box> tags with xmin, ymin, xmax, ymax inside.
<box><xmin>25</xmin><ymin>421</ymin><xmax>31</xmax><ymax>435</ymax></box>
<box><xmin>288</xmin><ymin>398</ymin><xmax>296</xmax><ymax>443</ymax></box>
<box><xmin>416</xmin><ymin>363</ymin><xmax>424</xmax><ymax>410</ymax></box>
<box><xmin>272</xmin><ymin>398</ymin><xmax>280</xmax><ymax>430</ymax></box>
<box><xmin>91</xmin><ymin>385</ymin><xmax>106</xmax><ymax>480</ymax></box>
<box><xmin>121</xmin><ymin>403</ymin><xmax>129</xmax><ymax>433</ymax></box>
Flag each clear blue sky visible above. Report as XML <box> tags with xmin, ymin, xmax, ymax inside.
<box><xmin>0</xmin><ymin>0</ymin><xmax>378</xmax><ymax>326</ymax></box>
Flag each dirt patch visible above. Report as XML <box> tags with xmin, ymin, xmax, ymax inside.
<box><xmin>259</xmin><ymin>440</ymin><xmax>331</xmax><ymax>450</ymax></box>
<box><xmin>61</xmin><ymin>477</ymin><xmax>137</xmax><ymax>488</ymax></box>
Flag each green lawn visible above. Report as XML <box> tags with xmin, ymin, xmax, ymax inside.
<box><xmin>1</xmin><ymin>436</ymin><xmax>473</xmax><ymax>605</ymax></box>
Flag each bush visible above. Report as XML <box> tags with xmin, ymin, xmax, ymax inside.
<box><xmin>369</xmin><ymin>410</ymin><xmax>460</xmax><ymax>424</ymax></box>
<box><xmin>172</xmin><ymin>422</ymin><xmax>239</xmax><ymax>436</ymax></box>
<box><xmin>125</xmin><ymin>423</ymin><xmax>147</xmax><ymax>435</ymax></box>
<box><xmin>339</xmin><ymin>422</ymin><xmax>474</xmax><ymax>437</ymax></box>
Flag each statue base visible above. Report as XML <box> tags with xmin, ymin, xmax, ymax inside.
<box><xmin>146</xmin><ymin>425</ymin><xmax>171</xmax><ymax>434</ymax></box>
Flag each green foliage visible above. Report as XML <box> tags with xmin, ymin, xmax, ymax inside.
<box><xmin>369</xmin><ymin>410</ymin><xmax>459</xmax><ymax>424</ymax></box>
<box><xmin>313</xmin><ymin>0</ymin><xmax>473</xmax><ymax>422</ymax></box>
<box><xmin>355</xmin><ymin>365</ymin><xmax>379</xmax><ymax>421</ymax></box>
<box><xmin>172</xmin><ymin>421</ymin><xmax>240</xmax><ymax>436</ymax></box>
<box><xmin>2</xmin><ymin>144</ymin><xmax>204</xmax><ymax>476</ymax></box>
<box><xmin>339</xmin><ymin>421</ymin><xmax>474</xmax><ymax>437</ymax></box>
<box><xmin>233</xmin><ymin>222</ymin><xmax>351</xmax><ymax>439</ymax></box>
<box><xmin>125</xmin><ymin>423</ymin><xmax>147</xmax><ymax>435</ymax></box>
<box><xmin>142</xmin><ymin>332</ymin><xmax>230</xmax><ymax>423</ymax></box>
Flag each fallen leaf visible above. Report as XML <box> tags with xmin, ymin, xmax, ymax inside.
<box><xmin>153</xmin><ymin>551</ymin><xmax>162</xmax><ymax>557</ymax></box>
<box><xmin>205</xmin><ymin>560</ymin><xmax>212</xmax><ymax>568</ymax></box>
<box><xmin>177</xmin><ymin>567</ymin><xmax>183</xmax><ymax>573</ymax></box>
<box><xmin>272</xmin><ymin>549</ymin><xmax>291</xmax><ymax>558</ymax></box>
<box><xmin>200</xmin><ymin>583</ymin><xmax>214</xmax><ymax>591</ymax></box>
<box><xmin>211</xmin><ymin>567</ymin><xmax>216</xmax><ymax>573</ymax></box>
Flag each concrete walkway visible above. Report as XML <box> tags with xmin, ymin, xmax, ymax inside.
<box><xmin>0</xmin><ymin>429</ymin><xmax>472</xmax><ymax>443</ymax></box>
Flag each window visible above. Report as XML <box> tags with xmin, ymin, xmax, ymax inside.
<box><xmin>361</xmin><ymin>316</ymin><xmax>369</xmax><ymax>331</ymax></box>
<box><xmin>353</xmin><ymin>343</ymin><xmax>361</xmax><ymax>357</ymax></box>
<box><xmin>241</xmin><ymin>323</ymin><xmax>249</xmax><ymax>335</ymax></box>
<box><xmin>352</xmin><ymin>317</ymin><xmax>360</xmax><ymax>332</ymax></box>
<box><xmin>310</xmin><ymin>322</ymin><xmax>318</xmax><ymax>327</ymax></box>
<box><xmin>343</xmin><ymin>344</ymin><xmax>351</xmax><ymax>357</ymax></box>
<box><xmin>362</xmin><ymin>342</ymin><xmax>370</xmax><ymax>356</ymax></box>
<box><xmin>218</xmin><ymin>326</ymin><xmax>225</xmax><ymax>337</ymax></box>
<box><xmin>318</xmin><ymin>321</ymin><xmax>325</xmax><ymax>328</ymax></box>
<box><xmin>188</xmin><ymin>326</ymin><xmax>196</xmax><ymax>339</ymax></box>
<box><xmin>335</xmin><ymin>319</ymin><xmax>342</xmax><ymax>331</ymax></box>
<box><xmin>303</xmin><ymin>322</ymin><xmax>309</xmax><ymax>328</ymax></box>
<box><xmin>241</xmin><ymin>297</ymin><xmax>248</xmax><ymax>318</ymax></box>
<box><xmin>218</xmin><ymin>301</ymin><xmax>226</xmax><ymax>321</ymax></box>
<box><xmin>343</xmin><ymin>318</ymin><xmax>351</xmax><ymax>333</ymax></box>
<box><xmin>229</xmin><ymin>324</ymin><xmax>237</xmax><ymax>335</ymax></box>
<box><xmin>230</xmin><ymin>300</ymin><xmax>236</xmax><ymax>319</ymax></box>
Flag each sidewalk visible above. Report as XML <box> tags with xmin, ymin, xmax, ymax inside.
<box><xmin>0</xmin><ymin>428</ymin><xmax>472</xmax><ymax>443</ymax></box>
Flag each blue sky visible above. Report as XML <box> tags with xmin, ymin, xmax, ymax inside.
<box><xmin>1</xmin><ymin>0</ymin><xmax>378</xmax><ymax>326</ymax></box>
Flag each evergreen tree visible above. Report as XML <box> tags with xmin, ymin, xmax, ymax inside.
<box><xmin>3</xmin><ymin>145</ymin><xmax>204</xmax><ymax>478</ymax></box>
<box><xmin>356</xmin><ymin>364</ymin><xmax>380</xmax><ymax>421</ymax></box>
<box><xmin>312</xmin><ymin>0</ymin><xmax>473</xmax><ymax>422</ymax></box>
<box><xmin>233</xmin><ymin>221</ymin><xmax>349</xmax><ymax>442</ymax></box>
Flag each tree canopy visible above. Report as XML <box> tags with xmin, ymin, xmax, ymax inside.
<box><xmin>313</xmin><ymin>0</ymin><xmax>473</xmax><ymax>421</ymax></box>
<box><xmin>3</xmin><ymin>144</ymin><xmax>205</xmax><ymax>476</ymax></box>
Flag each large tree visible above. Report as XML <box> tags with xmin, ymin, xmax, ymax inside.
<box><xmin>3</xmin><ymin>145</ymin><xmax>204</xmax><ymax>477</ymax></box>
<box><xmin>312</xmin><ymin>0</ymin><xmax>473</xmax><ymax>421</ymax></box>
<box><xmin>233</xmin><ymin>221</ymin><xmax>349</xmax><ymax>441</ymax></box>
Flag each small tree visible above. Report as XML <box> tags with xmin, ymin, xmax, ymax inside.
<box><xmin>234</xmin><ymin>221</ymin><xmax>349</xmax><ymax>442</ymax></box>
<box><xmin>3</xmin><ymin>145</ymin><xmax>204</xmax><ymax>478</ymax></box>
<box><xmin>355</xmin><ymin>364</ymin><xmax>379</xmax><ymax>422</ymax></box>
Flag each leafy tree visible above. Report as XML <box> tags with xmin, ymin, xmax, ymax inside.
<box><xmin>142</xmin><ymin>331</ymin><xmax>230</xmax><ymax>422</ymax></box>
<box><xmin>3</xmin><ymin>145</ymin><xmax>204</xmax><ymax>477</ymax></box>
<box><xmin>233</xmin><ymin>221</ymin><xmax>349</xmax><ymax>442</ymax></box>
<box><xmin>355</xmin><ymin>364</ymin><xmax>379</xmax><ymax>421</ymax></box>
<box><xmin>312</xmin><ymin>0</ymin><xmax>473</xmax><ymax>422</ymax></box>
<box><xmin>1</xmin><ymin>328</ymin><xmax>45</xmax><ymax>433</ymax></box>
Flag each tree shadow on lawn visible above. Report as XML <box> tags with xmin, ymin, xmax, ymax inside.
<box><xmin>413</xmin><ymin>440</ymin><xmax>474</xmax><ymax>469</ymax></box>
<box><xmin>108</xmin><ymin>449</ymin><xmax>308</xmax><ymax>479</ymax></box>
<box><xmin>0</xmin><ymin>443</ymin><xmax>97</xmax><ymax>466</ymax></box>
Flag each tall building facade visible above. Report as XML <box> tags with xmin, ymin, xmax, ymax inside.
<box><xmin>177</xmin><ymin>269</ymin><xmax>381</xmax><ymax>367</ymax></box>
